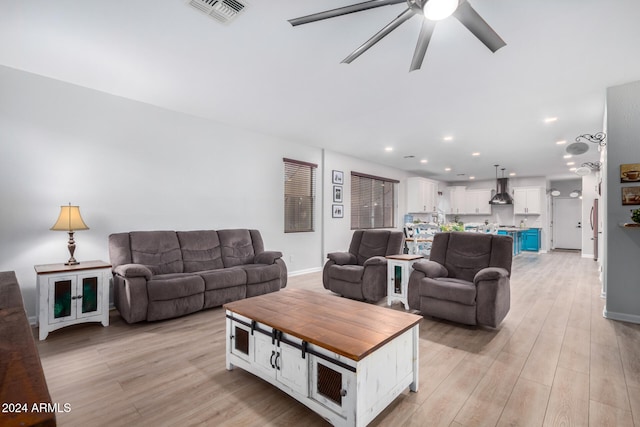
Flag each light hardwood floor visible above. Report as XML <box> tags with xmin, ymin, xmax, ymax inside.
<box><xmin>34</xmin><ymin>251</ymin><xmax>640</xmax><ymax>426</ymax></box>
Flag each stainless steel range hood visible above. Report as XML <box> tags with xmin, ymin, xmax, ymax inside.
<box><xmin>489</xmin><ymin>178</ymin><xmax>513</xmax><ymax>205</ymax></box>
<box><xmin>489</xmin><ymin>166</ymin><xmax>513</xmax><ymax>205</ymax></box>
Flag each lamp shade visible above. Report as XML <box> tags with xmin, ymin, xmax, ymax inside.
<box><xmin>50</xmin><ymin>204</ymin><xmax>89</xmax><ymax>231</ymax></box>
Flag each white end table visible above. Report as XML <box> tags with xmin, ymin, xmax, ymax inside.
<box><xmin>386</xmin><ymin>254</ymin><xmax>423</xmax><ymax>310</ymax></box>
<box><xmin>35</xmin><ymin>260</ymin><xmax>111</xmax><ymax>340</ymax></box>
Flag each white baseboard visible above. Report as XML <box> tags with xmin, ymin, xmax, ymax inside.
<box><xmin>603</xmin><ymin>309</ymin><xmax>640</xmax><ymax>325</ymax></box>
<box><xmin>581</xmin><ymin>253</ymin><xmax>594</xmax><ymax>259</ymax></box>
<box><xmin>28</xmin><ymin>315</ymin><xmax>37</xmax><ymax>326</ymax></box>
<box><xmin>288</xmin><ymin>267</ymin><xmax>322</xmax><ymax>277</ymax></box>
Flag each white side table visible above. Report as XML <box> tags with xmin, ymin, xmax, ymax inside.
<box><xmin>386</xmin><ymin>254</ymin><xmax>423</xmax><ymax>310</ymax></box>
<box><xmin>35</xmin><ymin>260</ymin><xmax>111</xmax><ymax>340</ymax></box>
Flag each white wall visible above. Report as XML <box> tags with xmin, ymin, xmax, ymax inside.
<box><xmin>604</xmin><ymin>79</ymin><xmax>640</xmax><ymax>324</ymax></box>
<box><xmin>322</xmin><ymin>150</ymin><xmax>412</xmax><ymax>255</ymax></box>
<box><xmin>0</xmin><ymin>65</ymin><xmax>411</xmax><ymax>319</ymax></box>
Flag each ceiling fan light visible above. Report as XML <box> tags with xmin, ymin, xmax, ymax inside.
<box><xmin>424</xmin><ymin>0</ymin><xmax>459</xmax><ymax>21</ymax></box>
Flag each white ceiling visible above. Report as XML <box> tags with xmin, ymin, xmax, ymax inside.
<box><xmin>2</xmin><ymin>0</ymin><xmax>640</xmax><ymax>182</ymax></box>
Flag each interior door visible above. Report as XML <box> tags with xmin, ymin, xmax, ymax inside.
<box><xmin>553</xmin><ymin>198</ymin><xmax>582</xmax><ymax>250</ymax></box>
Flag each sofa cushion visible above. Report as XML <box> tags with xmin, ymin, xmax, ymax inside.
<box><xmin>240</xmin><ymin>263</ymin><xmax>281</xmax><ymax>285</ymax></box>
<box><xmin>130</xmin><ymin>231</ymin><xmax>183</xmax><ymax>275</ymax></box>
<box><xmin>177</xmin><ymin>230</ymin><xmax>224</xmax><ymax>273</ymax></box>
<box><xmin>200</xmin><ymin>268</ymin><xmax>247</xmax><ymax>290</ymax></box>
<box><xmin>422</xmin><ymin>277</ymin><xmax>477</xmax><ymax>306</ymax></box>
<box><xmin>218</xmin><ymin>229</ymin><xmax>256</xmax><ymax>267</ymax></box>
<box><xmin>328</xmin><ymin>264</ymin><xmax>364</xmax><ymax>283</ymax></box>
<box><xmin>147</xmin><ymin>273</ymin><xmax>204</xmax><ymax>301</ymax></box>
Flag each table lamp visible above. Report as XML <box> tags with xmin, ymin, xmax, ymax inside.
<box><xmin>50</xmin><ymin>203</ymin><xmax>89</xmax><ymax>265</ymax></box>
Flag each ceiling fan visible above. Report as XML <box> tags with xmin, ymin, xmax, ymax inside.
<box><xmin>288</xmin><ymin>0</ymin><xmax>506</xmax><ymax>71</ymax></box>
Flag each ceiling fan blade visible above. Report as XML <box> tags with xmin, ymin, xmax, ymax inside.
<box><xmin>409</xmin><ymin>18</ymin><xmax>436</xmax><ymax>72</ymax></box>
<box><xmin>342</xmin><ymin>8</ymin><xmax>416</xmax><ymax>64</ymax></box>
<box><xmin>452</xmin><ymin>0</ymin><xmax>506</xmax><ymax>53</ymax></box>
<box><xmin>288</xmin><ymin>0</ymin><xmax>406</xmax><ymax>27</ymax></box>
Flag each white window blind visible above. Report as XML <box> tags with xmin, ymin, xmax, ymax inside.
<box><xmin>351</xmin><ymin>172</ymin><xmax>398</xmax><ymax>229</ymax></box>
<box><xmin>284</xmin><ymin>158</ymin><xmax>317</xmax><ymax>233</ymax></box>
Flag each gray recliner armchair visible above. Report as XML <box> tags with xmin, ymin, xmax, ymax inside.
<box><xmin>323</xmin><ymin>230</ymin><xmax>404</xmax><ymax>303</ymax></box>
<box><xmin>408</xmin><ymin>232</ymin><xmax>513</xmax><ymax>327</ymax></box>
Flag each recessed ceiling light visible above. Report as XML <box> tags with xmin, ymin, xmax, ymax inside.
<box><xmin>556</xmin><ymin>140</ymin><xmax>567</xmax><ymax>145</ymax></box>
<box><xmin>420</xmin><ymin>159</ymin><xmax>428</xmax><ymax>164</ymax></box>
<box><xmin>385</xmin><ymin>147</ymin><xmax>393</xmax><ymax>152</ymax></box>
<box><xmin>544</xmin><ymin>117</ymin><xmax>558</xmax><ymax>123</ymax></box>
<box><xmin>566</xmin><ymin>161</ymin><xmax>575</xmax><ymax>166</ymax></box>
<box><xmin>563</xmin><ymin>154</ymin><xmax>572</xmax><ymax>159</ymax></box>
<box><xmin>569</xmin><ymin>167</ymin><xmax>577</xmax><ymax>171</ymax></box>
<box><xmin>443</xmin><ymin>136</ymin><xmax>453</xmax><ymax>141</ymax></box>
<box><xmin>472</xmin><ymin>152</ymin><xmax>480</xmax><ymax>156</ymax></box>
<box><xmin>509</xmin><ymin>172</ymin><xmax>516</xmax><ymax>176</ymax></box>
<box><xmin>469</xmin><ymin>176</ymin><xmax>475</xmax><ymax>180</ymax></box>
<box><xmin>444</xmin><ymin>167</ymin><xmax>451</xmax><ymax>172</ymax></box>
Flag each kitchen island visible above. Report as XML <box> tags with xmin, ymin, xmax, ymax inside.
<box><xmin>497</xmin><ymin>227</ymin><xmax>540</xmax><ymax>255</ymax></box>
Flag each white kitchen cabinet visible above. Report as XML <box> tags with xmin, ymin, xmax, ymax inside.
<box><xmin>407</xmin><ymin>177</ymin><xmax>437</xmax><ymax>213</ymax></box>
<box><xmin>513</xmin><ymin>187</ymin><xmax>542</xmax><ymax>215</ymax></box>
<box><xmin>448</xmin><ymin>186</ymin><xmax>466</xmax><ymax>215</ymax></box>
<box><xmin>464</xmin><ymin>189</ymin><xmax>492</xmax><ymax>215</ymax></box>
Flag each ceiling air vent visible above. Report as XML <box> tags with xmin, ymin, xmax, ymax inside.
<box><xmin>187</xmin><ymin>0</ymin><xmax>247</xmax><ymax>24</ymax></box>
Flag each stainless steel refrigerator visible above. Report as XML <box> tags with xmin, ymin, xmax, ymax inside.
<box><xmin>590</xmin><ymin>198</ymin><xmax>599</xmax><ymax>261</ymax></box>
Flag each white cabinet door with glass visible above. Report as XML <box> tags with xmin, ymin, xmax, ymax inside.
<box><xmin>513</xmin><ymin>187</ymin><xmax>542</xmax><ymax>215</ymax></box>
<box><xmin>36</xmin><ymin>260</ymin><xmax>111</xmax><ymax>340</ymax></box>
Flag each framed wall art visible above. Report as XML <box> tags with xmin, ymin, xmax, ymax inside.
<box><xmin>620</xmin><ymin>163</ymin><xmax>640</xmax><ymax>183</ymax></box>
<box><xmin>332</xmin><ymin>170</ymin><xmax>344</xmax><ymax>185</ymax></box>
<box><xmin>332</xmin><ymin>204</ymin><xmax>344</xmax><ymax>218</ymax></box>
<box><xmin>622</xmin><ymin>186</ymin><xmax>640</xmax><ymax>205</ymax></box>
<box><xmin>333</xmin><ymin>185</ymin><xmax>343</xmax><ymax>203</ymax></box>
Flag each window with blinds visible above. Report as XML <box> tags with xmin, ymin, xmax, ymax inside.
<box><xmin>351</xmin><ymin>172</ymin><xmax>398</xmax><ymax>230</ymax></box>
<box><xmin>284</xmin><ymin>158</ymin><xmax>317</xmax><ymax>233</ymax></box>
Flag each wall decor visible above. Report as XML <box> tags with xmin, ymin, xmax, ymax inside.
<box><xmin>332</xmin><ymin>204</ymin><xmax>344</xmax><ymax>218</ymax></box>
<box><xmin>622</xmin><ymin>186</ymin><xmax>640</xmax><ymax>205</ymax></box>
<box><xmin>333</xmin><ymin>185</ymin><xmax>343</xmax><ymax>203</ymax></box>
<box><xmin>332</xmin><ymin>170</ymin><xmax>344</xmax><ymax>185</ymax></box>
<box><xmin>620</xmin><ymin>163</ymin><xmax>640</xmax><ymax>183</ymax></box>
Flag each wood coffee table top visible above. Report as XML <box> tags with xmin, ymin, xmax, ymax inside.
<box><xmin>224</xmin><ymin>289</ymin><xmax>422</xmax><ymax>361</ymax></box>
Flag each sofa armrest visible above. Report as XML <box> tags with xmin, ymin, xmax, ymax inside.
<box><xmin>254</xmin><ymin>251</ymin><xmax>283</xmax><ymax>265</ymax></box>
<box><xmin>113</xmin><ymin>263</ymin><xmax>152</xmax><ymax>280</ymax></box>
<box><xmin>412</xmin><ymin>260</ymin><xmax>448</xmax><ymax>278</ymax></box>
<box><xmin>363</xmin><ymin>256</ymin><xmax>387</xmax><ymax>267</ymax></box>
<box><xmin>327</xmin><ymin>252</ymin><xmax>357</xmax><ymax>265</ymax></box>
<box><xmin>474</xmin><ymin>267</ymin><xmax>509</xmax><ymax>284</ymax></box>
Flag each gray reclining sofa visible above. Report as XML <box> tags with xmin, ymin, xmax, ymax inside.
<box><xmin>109</xmin><ymin>229</ymin><xmax>287</xmax><ymax>323</ymax></box>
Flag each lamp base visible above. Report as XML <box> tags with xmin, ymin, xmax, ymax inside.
<box><xmin>65</xmin><ymin>231</ymin><xmax>80</xmax><ymax>266</ymax></box>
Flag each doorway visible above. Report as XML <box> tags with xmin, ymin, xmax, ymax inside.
<box><xmin>552</xmin><ymin>197</ymin><xmax>582</xmax><ymax>250</ymax></box>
